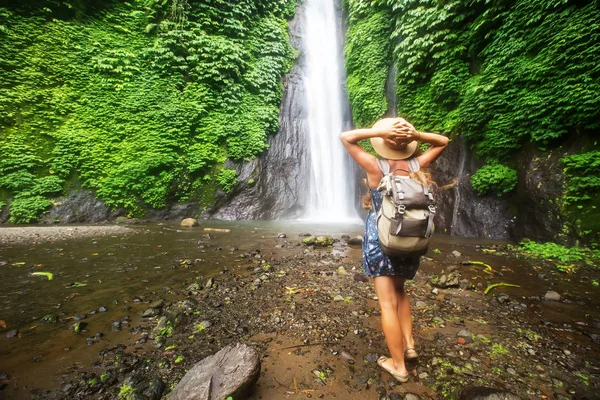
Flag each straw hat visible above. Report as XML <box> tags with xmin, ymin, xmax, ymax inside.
<box><xmin>369</xmin><ymin>118</ymin><xmax>418</xmax><ymax>160</ymax></box>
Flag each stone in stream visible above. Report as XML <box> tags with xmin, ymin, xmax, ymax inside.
<box><xmin>142</xmin><ymin>308</ymin><xmax>159</xmax><ymax>318</ymax></box>
<box><xmin>5</xmin><ymin>330</ymin><xmax>18</xmax><ymax>339</ymax></box>
<box><xmin>544</xmin><ymin>291</ymin><xmax>561</xmax><ymax>301</ymax></box>
<box><xmin>347</xmin><ymin>235</ymin><xmax>363</xmax><ymax>245</ymax></box>
<box><xmin>277</xmin><ymin>233</ymin><xmax>287</xmax><ymax>238</ymax></box>
<box><xmin>436</xmin><ymin>272</ymin><xmax>461</xmax><ymax>288</ymax></box>
<box><xmin>168</xmin><ymin>343</ymin><xmax>260</xmax><ymax>400</ymax></box>
<box><xmin>181</xmin><ymin>218</ymin><xmax>199</xmax><ymax>227</ymax></box>
<box><xmin>451</xmin><ymin>250</ymin><xmax>462</xmax><ymax>258</ymax></box>
<box><xmin>458</xmin><ymin>387</ymin><xmax>521</xmax><ymax>400</ymax></box>
<box><xmin>302</xmin><ymin>235</ymin><xmax>334</xmax><ymax>247</ymax></box>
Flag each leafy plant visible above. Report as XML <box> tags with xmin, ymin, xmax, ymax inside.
<box><xmin>470</xmin><ymin>161</ymin><xmax>518</xmax><ymax>197</ymax></box>
<box><xmin>518</xmin><ymin>239</ymin><xmax>600</xmax><ymax>264</ymax></box>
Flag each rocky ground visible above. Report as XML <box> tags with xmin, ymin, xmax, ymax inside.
<box><xmin>14</xmin><ymin>235</ymin><xmax>600</xmax><ymax>400</ymax></box>
<box><xmin>0</xmin><ymin>225</ymin><xmax>138</xmax><ymax>246</ymax></box>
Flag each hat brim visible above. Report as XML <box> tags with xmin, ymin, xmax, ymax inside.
<box><xmin>370</xmin><ymin>137</ymin><xmax>418</xmax><ymax>160</ymax></box>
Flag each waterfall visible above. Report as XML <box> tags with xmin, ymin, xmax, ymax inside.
<box><xmin>303</xmin><ymin>0</ymin><xmax>358</xmax><ymax>221</ymax></box>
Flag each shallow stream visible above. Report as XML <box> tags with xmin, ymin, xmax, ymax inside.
<box><xmin>0</xmin><ymin>221</ymin><xmax>599</xmax><ymax>399</ymax></box>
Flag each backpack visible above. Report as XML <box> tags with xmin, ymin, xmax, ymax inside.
<box><xmin>375</xmin><ymin>158</ymin><xmax>436</xmax><ymax>257</ymax></box>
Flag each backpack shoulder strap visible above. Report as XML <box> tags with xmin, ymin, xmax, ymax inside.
<box><xmin>407</xmin><ymin>157</ymin><xmax>421</xmax><ymax>173</ymax></box>
<box><xmin>376</xmin><ymin>159</ymin><xmax>391</xmax><ymax>175</ymax></box>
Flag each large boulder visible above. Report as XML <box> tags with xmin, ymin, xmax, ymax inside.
<box><xmin>168</xmin><ymin>343</ymin><xmax>260</xmax><ymax>400</ymax></box>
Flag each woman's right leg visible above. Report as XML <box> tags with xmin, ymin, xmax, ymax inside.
<box><xmin>373</xmin><ymin>276</ymin><xmax>408</xmax><ymax>375</ymax></box>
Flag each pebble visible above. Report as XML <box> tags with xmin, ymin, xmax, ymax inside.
<box><xmin>337</xmin><ymin>267</ymin><xmax>347</xmax><ymax>275</ymax></box>
<box><xmin>431</xmin><ymin>288</ymin><xmax>439</xmax><ymax>295</ymax></box>
<box><xmin>507</xmin><ymin>367</ymin><xmax>516</xmax><ymax>375</ymax></box>
<box><xmin>415</xmin><ymin>301</ymin><xmax>427</xmax><ymax>308</ymax></box>
<box><xmin>340</xmin><ymin>351</ymin><xmax>355</xmax><ymax>364</ymax></box>
<box><xmin>528</xmin><ymin>349</ymin><xmax>536</xmax><ymax>356</ymax></box>
<box><xmin>363</xmin><ymin>353</ymin><xmax>379</xmax><ymax>363</ymax></box>
<box><xmin>544</xmin><ymin>291</ymin><xmax>561</xmax><ymax>301</ymax></box>
<box><xmin>418</xmin><ymin>372</ymin><xmax>429</xmax><ymax>379</ymax></box>
<box><xmin>333</xmin><ymin>295</ymin><xmax>345</xmax><ymax>302</ymax></box>
<box><xmin>563</xmin><ymin>349</ymin><xmax>571</xmax><ymax>356</ymax></box>
<box><xmin>5</xmin><ymin>330</ymin><xmax>18</xmax><ymax>339</ymax></box>
<box><xmin>451</xmin><ymin>250</ymin><xmax>462</xmax><ymax>258</ymax></box>
<box><xmin>98</xmin><ymin>306</ymin><xmax>107</xmax><ymax>312</ymax></box>
<box><xmin>456</xmin><ymin>329</ymin><xmax>473</xmax><ymax>343</ymax></box>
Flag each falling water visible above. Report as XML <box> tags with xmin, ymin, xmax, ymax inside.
<box><xmin>303</xmin><ymin>0</ymin><xmax>358</xmax><ymax>221</ymax></box>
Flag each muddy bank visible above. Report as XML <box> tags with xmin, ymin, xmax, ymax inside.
<box><xmin>11</xmin><ymin>235</ymin><xmax>598</xmax><ymax>400</ymax></box>
<box><xmin>0</xmin><ymin>225</ymin><xmax>138</xmax><ymax>246</ymax></box>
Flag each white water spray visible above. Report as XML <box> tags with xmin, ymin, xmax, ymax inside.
<box><xmin>303</xmin><ymin>0</ymin><xmax>358</xmax><ymax>221</ymax></box>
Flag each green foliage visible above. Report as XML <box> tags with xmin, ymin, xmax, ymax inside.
<box><xmin>0</xmin><ymin>0</ymin><xmax>296</xmax><ymax>222</ymax></box>
<box><xmin>518</xmin><ymin>239</ymin><xmax>600</xmax><ymax>264</ymax></box>
<box><xmin>470</xmin><ymin>161</ymin><xmax>517</xmax><ymax>196</ymax></box>
<box><xmin>490</xmin><ymin>343</ymin><xmax>509</xmax><ymax>357</ymax></box>
<box><xmin>118</xmin><ymin>383</ymin><xmax>135</xmax><ymax>400</ymax></box>
<box><xmin>344</xmin><ymin>2</ymin><xmax>393</xmax><ymax>128</ymax></box>
<box><xmin>345</xmin><ymin>0</ymin><xmax>600</xmax><ymax>242</ymax></box>
<box><xmin>217</xmin><ymin>169</ymin><xmax>237</xmax><ymax>193</ymax></box>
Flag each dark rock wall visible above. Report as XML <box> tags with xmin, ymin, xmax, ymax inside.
<box><xmin>431</xmin><ymin>136</ymin><xmax>576</xmax><ymax>244</ymax></box>
<box><xmin>205</xmin><ymin>7</ymin><xmax>310</xmax><ymax>220</ymax></box>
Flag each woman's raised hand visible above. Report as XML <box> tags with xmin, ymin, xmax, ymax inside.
<box><xmin>378</xmin><ymin>118</ymin><xmax>414</xmax><ymax>147</ymax></box>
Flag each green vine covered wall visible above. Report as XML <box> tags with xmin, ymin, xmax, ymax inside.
<box><xmin>0</xmin><ymin>0</ymin><xmax>297</xmax><ymax>223</ymax></box>
<box><xmin>344</xmin><ymin>0</ymin><xmax>600</xmax><ymax>245</ymax></box>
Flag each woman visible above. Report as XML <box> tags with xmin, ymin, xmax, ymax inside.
<box><xmin>340</xmin><ymin>117</ymin><xmax>448</xmax><ymax>382</ymax></box>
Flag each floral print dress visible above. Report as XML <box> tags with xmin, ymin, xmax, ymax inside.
<box><xmin>362</xmin><ymin>189</ymin><xmax>421</xmax><ymax>279</ymax></box>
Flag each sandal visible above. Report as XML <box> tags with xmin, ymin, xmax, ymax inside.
<box><xmin>405</xmin><ymin>347</ymin><xmax>418</xmax><ymax>360</ymax></box>
<box><xmin>377</xmin><ymin>356</ymin><xmax>409</xmax><ymax>383</ymax></box>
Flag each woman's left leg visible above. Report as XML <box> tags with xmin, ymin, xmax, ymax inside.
<box><xmin>392</xmin><ymin>276</ymin><xmax>415</xmax><ymax>353</ymax></box>
<box><xmin>373</xmin><ymin>276</ymin><xmax>408</xmax><ymax>376</ymax></box>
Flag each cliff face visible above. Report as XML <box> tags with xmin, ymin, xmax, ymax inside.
<box><xmin>431</xmin><ymin>136</ymin><xmax>579</xmax><ymax>244</ymax></box>
<box><xmin>205</xmin><ymin>7</ymin><xmax>310</xmax><ymax>220</ymax></box>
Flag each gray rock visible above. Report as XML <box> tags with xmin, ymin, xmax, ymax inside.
<box><xmin>347</xmin><ymin>235</ymin><xmax>363</xmax><ymax>245</ymax></box>
<box><xmin>5</xmin><ymin>330</ymin><xmax>18</xmax><ymax>339</ymax></box>
<box><xmin>404</xmin><ymin>394</ymin><xmax>421</xmax><ymax>400</ymax></box>
<box><xmin>451</xmin><ymin>250</ymin><xmax>462</xmax><ymax>258</ymax></box>
<box><xmin>142</xmin><ymin>308</ymin><xmax>158</xmax><ymax>318</ymax></box>
<box><xmin>205</xmin><ymin>278</ymin><xmax>215</xmax><ymax>289</ymax></box>
<box><xmin>363</xmin><ymin>353</ymin><xmax>379</xmax><ymax>363</ymax></box>
<box><xmin>458</xmin><ymin>387</ymin><xmax>521</xmax><ymax>400</ymax></box>
<box><xmin>415</xmin><ymin>301</ymin><xmax>427</xmax><ymax>308</ymax></box>
<box><xmin>437</xmin><ymin>272</ymin><xmax>461</xmax><ymax>288</ymax></box>
<box><xmin>457</xmin><ymin>329</ymin><xmax>473</xmax><ymax>343</ymax></box>
<box><xmin>168</xmin><ymin>343</ymin><xmax>260</xmax><ymax>400</ymax></box>
<box><xmin>333</xmin><ymin>295</ymin><xmax>345</xmax><ymax>302</ymax></box>
<box><xmin>496</xmin><ymin>293</ymin><xmax>510</xmax><ymax>304</ymax></box>
<box><xmin>149</xmin><ymin>300</ymin><xmax>165</xmax><ymax>309</ymax></box>
<box><xmin>340</xmin><ymin>351</ymin><xmax>355</xmax><ymax>364</ymax></box>
<box><xmin>277</xmin><ymin>233</ymin><xmax>287</xmax><ymax>238</ymax></box>
<box><xmin>544</xmin><ymin>291</ymin><xmax>561</xmax><ymax>301</ymax></box>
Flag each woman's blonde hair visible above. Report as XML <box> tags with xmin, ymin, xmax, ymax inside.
<box><xmin>361</xmin><ymin>150</ymin><xmax>450</xmax><ymax>210</ymax></box>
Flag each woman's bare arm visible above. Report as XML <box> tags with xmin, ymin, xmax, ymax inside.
<box><xmin>340</xmin><ymin>118</ymin><xmax>408</xmax><ymax>173</ymax></box>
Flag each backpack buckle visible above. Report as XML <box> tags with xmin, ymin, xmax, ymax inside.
<box><xmin>397</xmin><ymin>204</ymin><xmax>406</xmax><ymax>215</ymax></box>
<box><xmin>428</xmin><ymin>205</ymin><xmax>436</xmax><ymax>214</ymax></box>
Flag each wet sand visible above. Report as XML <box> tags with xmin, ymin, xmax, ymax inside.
<box><xmin>0</xmin><ymin>225</ymin><xmax>137</xmax><ymax>246</ymax></box>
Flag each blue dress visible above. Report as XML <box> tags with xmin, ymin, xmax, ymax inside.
<box><xmin>362</xmin><ymin>189</ymin><xmax>421</xmax><ymax>279</ymax></box>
